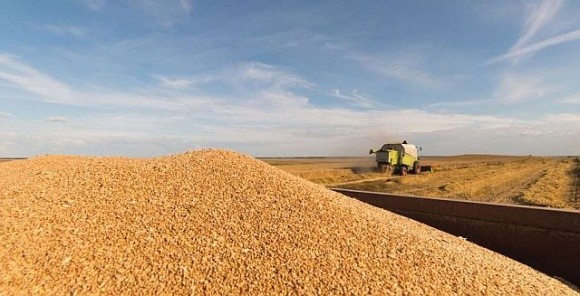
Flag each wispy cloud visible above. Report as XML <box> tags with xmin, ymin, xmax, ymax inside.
<box><xmin>0</xmin><ymin>54</ymin><xmax>514</xmax><ymax>133</ymax></box>
<box><xmin>0</xmin><ymin>53</ymin><xmax>546</xmax><ymax>156</ymax></box>
<box><xmin>486</xmin><ymin>0</ymin><xmax>580</xmax><ymax>64</ymax></box>
<box><xmin>0</xmin><ymin>105</ymin><xmax>536</xmax><ymax>156</ymax></box>
<box><xmin>0</xmin><ymin>54</ymin><xmax>76</xmax><ymax>104</ymax></box>
<box><xmin>79</xmin><ymin>0</ymin><xmax>105</xmax><ymax>11</ymax></box>
<box><xmin>237</xmin><ymin>62</ymin><xmax>313</xmax><ymax>89</ymax></box>
<box><xmin>255</xmin><ymin>90</ymin><xmax>309</xmax><ymax>110</ymax></box>
<box><xmin>494</xmin><ymin>72</ymin><xmax>553</xmax><ymax>102</ymax></box>
<box><xmin>2</xmin><ymin>53</ymin><xmax>577</xmax><ymax>156</ymax></box>
<box><xmin>561</xmin><ymin>92</ymin><xmax>580</xmax><ymax>104</ymax></box>
<box><xmin>130</xmin><ymin>0</ymin><xmax>193</xmax><ymax>27</ymax></box>
<box><xmin>419</xmin><ymin>113</ymin><xmax>578</xmax><ymax>155</ymax></box>
<box><xmin>544</xmin><ymin>113</ymin><xmax>580</xmax><ymax>124</ymax></box>
<box><xmin>79</xmin><ymin>0</ymin><xmax>192</xmax><ymax>26</ymax></box>
<box><xmin>0</xmin><ymin>111</ymin><xmax>12</xmax><ymax>119</ymax></box>
<box><xmin>46</xmin><ymin>116</ymin><xmax>70</xmax><ymax>123</ymax></box>
<box><xmin>349</xmin><ymin>51</ymin><xmax>445</xmax><ymax>88</ymax></box>
<box><xmin>178</xmin><ymin>0</ymin><xmax>192</xmax><ymax>13</ymax></box>
<box><xmin>425</xmin><ymin>70</ymin><xmax>566</xmax><ymax>107</ymax></box>
<box><xmin>512</xmin><ymin>0</ymin><xmax>564</xmax><ymax>50</ymax></box>
<box><xmin>488</xmin><ymin>29</ymin><xmax>580</xmax><ymax>64</ymax></box>
<box><xmin>244</xmin><ymin>30</ymin><xmax>330</xmax><ymax>51</ymax></box>
<box><xmin>43</xmin><ymin>25</ymin><xmax>86</xmax><ymax>38</ymax></box>
<box><xmin>0</xmin><ymin>53</ymin><xmax>216</xmax><ymax>110</ymax></box>
<box><xmin>155</xmin><ymin>76</ymin><xmax>199</xmax><ymax>89</ymax></box>
<box><xmin>0</xmin><ymin>54</ymin><xmax>315</xmax><ymax>112</ymax></box>
<box><xmin>317</xmin><ymin>40</ymin><xmax>449</xmax><ymax>88</ymax></box>
<box><xmin>332</xmin><ymin>89</ymin><xmax>375</xmax><ymax>108</ymax></box>
<box><xmin>426</xmin><ymin>99</ymin><xmax>499</xmax><ymax>109</ymax></box>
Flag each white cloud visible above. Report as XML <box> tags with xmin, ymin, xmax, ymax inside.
<box><xmin>3</xmin><ymin>107</ymin><xmax>576</xmax><ymax>157</ymax></box>
<box><xmin>0</xmin><ymin>56</ymin><xmax>526</xmax><ymax>154</ymax></box>
<box><xmin>420</xmin><ymin>124</ymin><xmax>577</xmax><ymax>156</ymax></box>
<box><xmin>2</xmin><ymin>81</ymin><xmax>577</xmax><ymax>156</ymax></box>
<box><xmin>1</xmin><ymin>54</ymin><xmax>577</xmax><ymax>156</ymax></box>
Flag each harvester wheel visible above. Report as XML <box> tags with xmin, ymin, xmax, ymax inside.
<box><xmin>413</xmin><ymin>161</ymin><xmax>421</xmax><ymax>174</ymax></box>
<box><xmin>400</xmin><ymin>166</ymin><xmax>408</xmax><ymax>176</ymax></box>
<box><xmin>377</xmin><ymin>164</ymin><xmax>386</xmax><ymax>173</ymax></box>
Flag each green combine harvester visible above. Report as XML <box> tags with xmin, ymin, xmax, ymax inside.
<box><xmin>369</xmin><ymin>140</ymin><xmax>432</xmax><ymax>175</ymax></box>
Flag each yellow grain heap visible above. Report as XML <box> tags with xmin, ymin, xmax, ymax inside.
<box><xmin>0</xmin><ymin>150</ymin><xmax>576</xmax><ymax>295</ymax></box>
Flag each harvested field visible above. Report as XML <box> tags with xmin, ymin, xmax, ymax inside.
<box><xmin>1</xmin><ymin>150</ymin><xmax>577</xmax><ymax>294</ymax></box>
<box><xmin>260</xmin><ymin>157</ymin><xmax>380</xmax><ymax>185</ymax></box>
<box><xmin>0</xmin><ymin>158</ymin><xmax>26</xmax><ymax>163</ymax></box>
<box><xmin>265</xmin><ymin>155</ymin><xmax>579</xmax><ymax>209</ymax></box>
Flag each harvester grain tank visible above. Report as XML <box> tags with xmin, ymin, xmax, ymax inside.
<box><xmin>369</xmin><ymin>140</ymin><xmax>429</xmax><ymax>175</ymax></box>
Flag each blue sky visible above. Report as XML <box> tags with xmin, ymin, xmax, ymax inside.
<box><xmin>0</xmin><ymin>0</ymin><xmax>579</xmax><ymax>157</ymax></box>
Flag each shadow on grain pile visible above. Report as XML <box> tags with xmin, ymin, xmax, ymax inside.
<box><xmin>0</xmin><ymin>149</ymin><xmax>576</xmax><ymax>295</ymax></box>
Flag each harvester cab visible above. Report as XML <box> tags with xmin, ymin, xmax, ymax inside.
<box><xmin>369</xmin><ymin>140</ymin><xmax>423</xmax><ymax>175</ymax></box>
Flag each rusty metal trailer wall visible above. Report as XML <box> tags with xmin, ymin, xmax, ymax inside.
<box><xmin>332</xmin><ymin>188</ymin><xmax>580</xmax><ymax>286</ymax></box>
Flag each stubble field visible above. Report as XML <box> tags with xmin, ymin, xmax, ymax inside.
<box><xmin>263</xmin><ymin>155</ymin><xmax>580</xmax><ymax>210</ymax></box>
